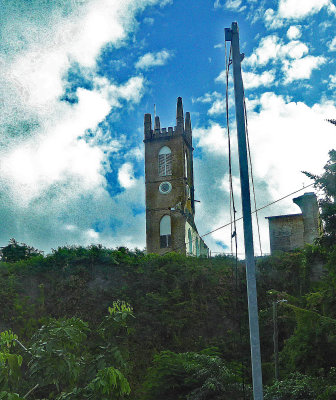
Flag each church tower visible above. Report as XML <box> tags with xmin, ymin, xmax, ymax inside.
<box><xmin>144</xmin><ymin>97</ymin><xmax>208</xmax><ymax>256</ymax></box>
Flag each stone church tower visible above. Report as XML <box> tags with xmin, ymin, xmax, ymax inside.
<box><xmin>144</xmin><ymin>97</ymin><xmax>208</xmax><ymax>256</ymax></box>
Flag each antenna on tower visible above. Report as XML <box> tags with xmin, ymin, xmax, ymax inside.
<box><xmin>154</xmin><ymin>104</ymin><xmax>156</xmax><ymax>119</ymax></box>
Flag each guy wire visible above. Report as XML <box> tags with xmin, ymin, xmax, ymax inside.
<box><xmin>225</xmin><ymin>40</ymin><xmax>235</xmax><ymax>254</ymax></box>
<box><xmin>242</xmin><ymin>87</ymin><xmax>263</xmax><ymax>256</ymax></box>
<box><xmin>225</xmin><ymin>39</ymin><xmax>246</xmax><ymax>399</ymax></box>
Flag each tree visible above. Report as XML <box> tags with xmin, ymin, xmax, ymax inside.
<box><xmin>0</xmin><ymin>239</ymin><xmax>42</xmax><ymax>263</ymax></box>
<box><xmin>304</xmin><ymin>149</ymin><xmax>336</xmax><ymax>247</ymax></box>
<box><xmin>0</xmin><ymin>331</ymin><xmax>23</xmax><ymax>396</ymax></box>
<box><xmin>0</xmin><ymin>305</ymin><xmax>134</xmax><ymax>399</ymax></box>
<box><xmin>142</xmin><ymin>350</ymin><xmax>245</xmax><ymax>400</ymax></box>
<box><xmin>264</xmin><ymin>373</ymin><xmax>317</xmax><ymax>400</ymax></box>
<box><xmin>28</xmin><ymin>318</ymin><xmax>89</xmax><ymax>394</ymax></box>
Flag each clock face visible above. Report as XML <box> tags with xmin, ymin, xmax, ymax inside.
<box><xmin>159</xmin><ymin>181</ymin><xmax>172</xmax><ymax>194</ymax></box>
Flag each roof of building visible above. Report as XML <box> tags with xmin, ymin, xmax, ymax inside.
<box><xmin>265</xmin><ymin>213</ymin><xmax>303</xmax><ymax>220</ymax></box>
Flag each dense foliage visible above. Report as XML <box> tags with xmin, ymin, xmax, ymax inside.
<box><xmin>0</xmin><ymin>239</ymin><xmax>42</xmax><ymax>263</ymax></box>
<box><xmin>1</xmin><ymin>241</ymin><xmax>336</xmax><ymax>399</ymax></box>
<box><xmin>142</xmin><ymin>350</ymin><xmax>247</xmax><ymax>399</ymax></box>
<box><xmin>0</xmin><ymin>149</ymin><xmax>335</xmax><ymax>399</ymax></box>
<box><xmin>304</xmin><ymin>149</ymin><xmax>336</xmax><ymax>247</ymax></box>
<box><xmin>0</xmin><ymin>302</ymin><xmax>133</xmax><ymax>399</ymax></box>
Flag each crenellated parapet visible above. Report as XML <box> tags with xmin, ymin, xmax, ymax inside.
<box><xmin>144</xmin><ymin>97</ymin><xmax>193</xmax><ymax>147</ymax></box>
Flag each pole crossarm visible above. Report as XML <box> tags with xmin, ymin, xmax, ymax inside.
<box><xmin>225</xmin><ymin>21</ymin><xmax>264</xmax><ymax>400</ymax></box>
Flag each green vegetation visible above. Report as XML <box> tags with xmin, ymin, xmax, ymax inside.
<box><xmin>0</xmin><ymin>150</ymin><xmax>335</xmax><ymax>398</ymax></box>
<box><xmin>304</xmin><ymin>149</ymin><xmax>336</xmax><ymax>248</ymax></box>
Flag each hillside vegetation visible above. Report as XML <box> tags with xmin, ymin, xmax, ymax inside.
<box><xmin>0</xmin><ymin>150</ymin><xmax>335</xmax><ymax>399</ymax></box>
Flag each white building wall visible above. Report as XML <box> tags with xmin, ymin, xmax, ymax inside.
<box><xmin>185</xmin><ymin>221</ymin><xmax>209</xmax><ymax>257</ymax></box>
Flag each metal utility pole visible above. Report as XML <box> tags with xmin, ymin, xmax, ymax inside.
<box><xmin>225</xmin><ymin>22</ymin><xmax>264</xmax><ymax>400</ymax></box>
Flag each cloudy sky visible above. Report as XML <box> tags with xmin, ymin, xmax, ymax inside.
<box><xmin>0</xmin><ymin>0</ymin><xmax>335</xmax><ymax>255</ymax></box>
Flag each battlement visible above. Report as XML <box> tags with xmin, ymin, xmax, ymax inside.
<box><xmin>144</xmin><ymin>97</ymin><xmax>192</xmax><ymax>146</ymax></box>
<box><xmin>148</xmin><ymin>124</ymin><xmax>178</xmax><ymax>137</ymax></box>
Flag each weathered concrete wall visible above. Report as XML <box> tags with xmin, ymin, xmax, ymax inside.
<box><xmin>266</xmin><ymin>192</ymin><xmax>320</xmax><ymax>254</ymax></box>
<box><xmin>267</xmin><ymin>214</ymin><xmax>304</xmax><ymax>253</ymax></box>
<box><xmin>293</xmin><ymin>192</ymin><xmax>320</xmax><ymax>245</ymax></box>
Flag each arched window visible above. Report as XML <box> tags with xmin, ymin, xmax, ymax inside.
<box><xmin>188</xmin><ymin>229</ymin><xmax>192</xmax><ymax>254</ymax></box>
<box><xmin>160</xmin><ymin>215</ymin><xmax>171</xmax><ymax>248</ymax></box>
<box><xmin>158</xmin><ymin>146</ymin><xmax>172</xmax><ymax>176</ymax></box>
<box><xmin>184</xmin><ymin>152</ymin><xmax>188</xmax><ymax>178</ymax></box>
<box><xmin>196</xmin><ymin>237</ymin><xmax>200</xmax><ymax>257</ymax></box>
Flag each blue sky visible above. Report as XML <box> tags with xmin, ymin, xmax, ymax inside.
<box><xmin>0</xmin><ymin>0</ymin><xmax>335</xmax><ymax>254</ymax></box>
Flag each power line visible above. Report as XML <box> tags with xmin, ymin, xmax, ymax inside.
<box><xmin>162</xmin><ymin>182</ymin><xmax>314</xmax><ymax>255</ymax></box>
<box><xmin>200</xmin><ymin>183</ymin><xmax>314</xmax><ymax>239</ymax></box>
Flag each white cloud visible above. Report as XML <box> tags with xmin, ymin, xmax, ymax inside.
<box><xmin>193</xmin><ymin>91</ymin><xmax>235</xmax><ymax>116</ymax></box>
<box><xmin>214</xmin><ymin>0</ymin><xmax>246</xmax><ymax>11</ymax></box>
<box><xmin>329</xmin><ymin>74</ymin><xmax>336</xmax><ymax>89</ymax></box>
<box><xmin>243</xmin><ymin>70</ymin><xmax>275</xmax><ymax>88</ymax></box>
<box><xmin>286</xmin><ymin>25</ymin><xmax>301</xmax><ymax>40</ymax></box>
<box><xmin>278</xmin><ymin>0</ymin><xmax>330</xmax><ymax>19</ymax></box>
<box><xmin>247</xmin><ymin>92</ymin><xmax>336</xmax><ymax>197</ymax></box>
<box><xmin>118</xmin><ymin>163</ymin><xmax>136</xmax><ymax>188</ymax></box>
<box><xmin>243</xmin><ymin>35</ymin><xmax>325</xmax><ymax>84</ymax></box>
<box><xmin>226</xmin><ymin>0</ymin><xmax>244</xmax><ymax>9</ymax></box>
<box><xmin>143</xmin><ymin>17</ymin><xmax>154</xmax><ymax>25</ymax></box>
<box><xmin>319</xmin><ymin>21</ymin><xmax>332</xmax><ymax>30</ymax></box>
<box><xmin>193</xmin><ymin>91</ymin><xmax>222</xmax><ymax>103</ymax></box>
<box><xmin>280</xmin><ymin>40</ymin><xmax>308</xmax><ymax>59</ymax></box>
<box><xmin>1</xmin><ymin>87</ymin><xmax>111</xmax><ymax>205</ymax></box>
<box><xmin>1</xmin><ymin>73</ymin><xmax>146</xmax><ymax>207</ymax></box>
<box><xmin>93</xmin><ymin>75</ymin><xmax>145</xmax><ymax>106</ymax></box>
<box><xmin>245</xmin><ymin>35</ymin><xmax>308</xmax><ymax>67</ymax></box>
<box><xmin>245</xmin><ymin>35</ymin><xmax>282</xmax><ymax>66</ymax></box>
<box><xmin>208</xmin><ymin>99</ymin><xmax>226</xmax><ymax>115</ymax></box>
<box><xmin>329</xmin><ymin>2</ymin><xmax>336</xmax><ymax>15</ymax></box>
<box><xmin>283</xmin><ymin>55</ymin><xmax>326</xmax><ymax>83</ymax></box>
<box><xmin>127</xmin><ymin>146</ymin><xmax>144</xmax><ymax>161</ymax></box>
<box><xmin>193</xmin><ymin>123</ymin><xmax>230</xmax><ymax>155</ymax></box>
<box><xmin>265</xmin><ymin>0</ymin><xmax>333</xmax><ymax>28</ymax></box>
<box><xmin>0</xmin><ymin>0</ymin><xmax>167</xmax><ymax>251</ymax></box>
<box><xmin>219</xmin><ymin>0</ymin><xmax>246</xmax><ymax>12</ymax></box>
<box><xmin>215</xmin><ymin>70</ymin><xmax>227</xmax><ymax>83</ymax></box>
<box><xmin>135</xmin><ymin>49</ymin><xmax>173</xmax><ymax>70</ymax></box>
<box><xmin>264</xmin><ymin>9</ymin><xmax>284</xmax><ymax>29</ymax></box>
<box><xmin>192</xmin><ymin>93</ymin><xmax>336</xmax><ymax>255</ymax></box>
<box><xmin>86</xmin><ymin>229</ymin><xmax>100</xmax><ymax>240</ymax></box>
<box><xmin>329</xmin><ymin>37</ymin><xmax>336</xmax><ymax>51</ymax></box>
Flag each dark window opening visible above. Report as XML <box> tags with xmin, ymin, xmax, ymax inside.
<box><xmin>160</xmin><ymin>234</ymin><xmax>172</xmax><ymax>248</ymax></box>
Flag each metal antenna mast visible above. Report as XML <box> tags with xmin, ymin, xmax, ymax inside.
<box><xmin>225</xmin><ymin>22</ymin><xmax>264</xmax><ymax>400</ymax></box>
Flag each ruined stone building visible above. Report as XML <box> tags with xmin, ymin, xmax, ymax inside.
<box><xmin>144</xmin><ymin>97</ymin><xmax>208</xmax><ymax>256</ymax></box>
<box><xmin>266</xmin><ymin>192</ymin><xmax>321</xmax><ymax>254</ymax></box>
